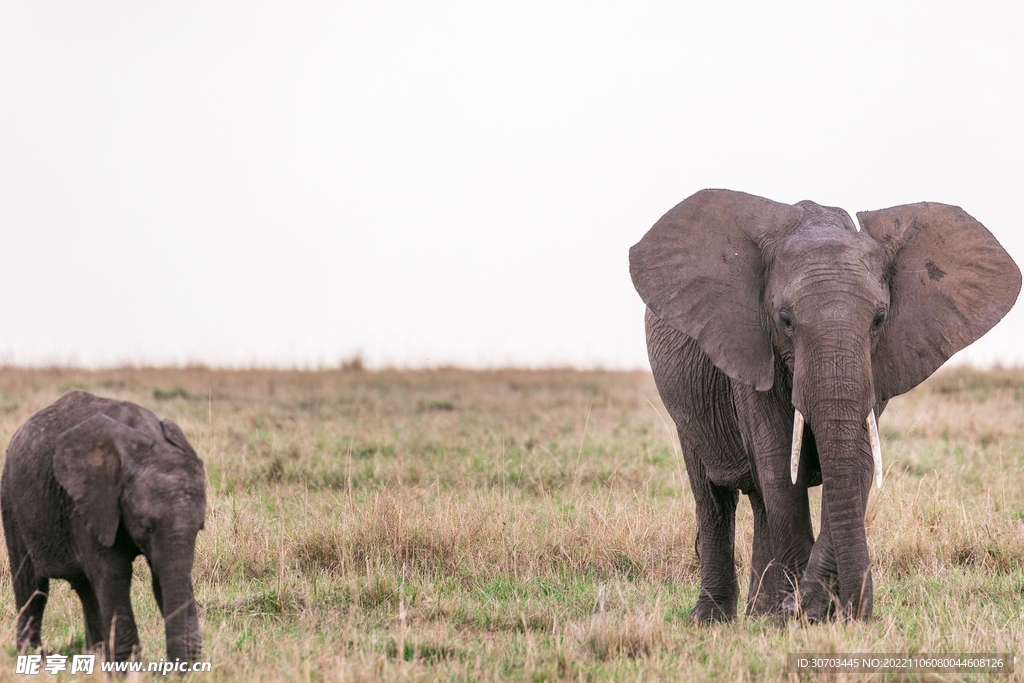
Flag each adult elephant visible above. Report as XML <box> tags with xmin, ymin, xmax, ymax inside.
<box><xmin>630</xmin><ymin>190</ymin><xmax>1020</xmax><ymax>622</ymax></box>
<box><xmin>1</xmin><ymin>390</ymin><xmax>206</xmax><ymax>662</ymax></box>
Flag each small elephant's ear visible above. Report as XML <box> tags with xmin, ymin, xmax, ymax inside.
<box><xmin>53</xmin><ymin>413</ymin><xmax>152</xmax><ymax>547</ymax></box>
<box><xmin>160</xmin><ymin>419</ymin><xmax>194</xmax><ymax>454</ymax></box>
<box><xmin>860</xmin><ymin>202</ymin><xmax>1022</xmax><ymax>400</ymax></box>
<box><xmin>630</xmin><ymin>189</ymin><xmax>804</xmax><ymax>390</ymax></box>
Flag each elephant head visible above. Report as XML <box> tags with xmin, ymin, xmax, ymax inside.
<box><xmin>629</xmin><ymin>189</ymin><xmax>1020</xmax><ymax>619</ymax></box>
<box><xmin>53</xmin><ymin>412</ymin><xmax>206</xmax><ymax>661</ymax></box>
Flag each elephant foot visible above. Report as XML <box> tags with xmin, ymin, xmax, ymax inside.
<box><xmin>745</xmin><ymin>596</ymin><xmax>794</xmax><ymax>625</ymax></box>
<box><xmin>16</xmin><ymin>617</ymin><xmax>43</xmax><ymax>651</ymax></box>
<box><xmin>689</xmin><ymin>597</ymin><xmax>736</xmax><ymax>623</ymax></box>
<box><xmin>782</xmin><ymin>585</ymin><xmax>836</xmax><ymax>623</ymax></box>
<box><xmin>746</xmin><ymin>565</ymin><xmax>802</xmax><ymax>621</ymax></box>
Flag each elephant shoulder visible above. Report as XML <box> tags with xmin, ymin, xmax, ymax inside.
<box><xmin>646</xmin><ymin>309</ymin><xmax>731</xmax><ymax>394</ymax></box>
<box><xmin>646</xmin><ymin>309</ymin><xmax>736</xmax><ymax>423</ymax></box>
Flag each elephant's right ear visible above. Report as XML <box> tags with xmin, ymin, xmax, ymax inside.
<box><xmin>630</xmin><ymin>189</ymin><xmax>804</xmax><ymax>390</ymax></box>
<box><xmin>53</xmin><ymin>413</ymin><xmax>152</xmax><ymax>547</ymax></box>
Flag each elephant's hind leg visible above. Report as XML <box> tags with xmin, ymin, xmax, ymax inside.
<box><xmin>4</xmin><ymin>518</ymin><xmax>48</xmax><ymax>650</ymax></box>
<box><xmin>746</xmin><ymin>490</ymin><xmax>776</xmax><ymax>616</ymax></box>
<box><xmin>11</xmin><ymin>559</ymin><xmax>48</xmax><ymax>651</ymax></box>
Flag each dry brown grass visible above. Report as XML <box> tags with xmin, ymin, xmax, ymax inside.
<box><xmin>571</xmin><ymin>597</ymin><xmax>665</xmax><ymax>661</ymax></box>
<box><xmin>0</xmin><ymin>365</ymin><xmax>1020</xmax><ymax>680</ymax></box>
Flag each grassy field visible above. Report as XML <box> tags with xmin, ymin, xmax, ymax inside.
<box><xmin>0</xmin><ymin>365</ymin><xmax>1021</xmax><ymax>681</ymax></box>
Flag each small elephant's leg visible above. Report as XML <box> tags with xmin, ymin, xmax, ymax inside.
<box><xmin>14</xmin><ymin>576</ymin><xmax>48</xmax><ymax>651</ymax></box>
<box><xmin>91</xmin><ymin>563</ymin><xmax>141</xmax><ymax>661</ymax></box>
<box><xmin>69</xmin><ymin>578</ymin><xmax>105</xmax><ymax>649</ymax></box>
<box><xmin>685</xmin><ymin>454</ymin><xmax>740</xmax><ymax>622</ymax></box>
<box><xmin>7</xmin><ymin>541</ymin><xmax>48</xmax><ymax>650</ymax></box>
<box><xmin>148</xmin><ymin>559</ymin><xmax>165</xmax><ymax>616</ymax></box>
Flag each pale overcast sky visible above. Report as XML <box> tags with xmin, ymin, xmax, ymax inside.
<box><xmin>1</xmin><ymin>2</ymin><xmax>1022</xmax><ymax>369</ymax></box>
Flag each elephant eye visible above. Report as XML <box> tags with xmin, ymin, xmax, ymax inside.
<box><xmin>872</xmin><ymin>309</ymin><xmax>887</xmax><ymax>332</ymax></box>
<box><xmin>778</xmin><ymin>310</ymin><xmax>794</xmax><ymax>333</ymax></box>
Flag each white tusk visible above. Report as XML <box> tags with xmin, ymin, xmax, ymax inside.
<box><xmin>790</xmin><ymin>409</ymin><xmax>804</xmax><ymax>485</ymax></box>
<box><xmin>867</xmin><ymin>409</ymin><xmax>883</xmax><ymax>489</ymax></box>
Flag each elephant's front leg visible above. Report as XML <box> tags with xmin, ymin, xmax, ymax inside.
<box><xmin>746</xmin><ymin>486</ymin><xmax>814</xmax><ymax>617</ymax></box>
<box><xmin>745</xmin><ymin>470</ymin><xmax>816</xmax><ymax>616</ymax></box>
<box><xmin>86</xmin><ymin>553</ymin><xmax>141</xmax><ymax>661</ymax></box>
<box><xmin>786</xmin><ymin>505</ymin><xmax>838</xmax><ymax>622</ymax></box>
<box><xmin>69</xmin><ymin>577</ymin><xmax>105</xmax><ymax>649</ymax></box>
<box><xmin>684</xmin><ymin>449</ymin><xmax>740</xmax><ymax>622</ymax></box>
<box><xmin>733</xmin><ymin>384</ymin><xmax>816</xmax><ymax>616</ymax></box>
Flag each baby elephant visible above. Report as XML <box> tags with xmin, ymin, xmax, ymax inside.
<box><xmin>1</xmin><ymin>390</ymin><xmax>206</xmax><ymax>662</ymax></box>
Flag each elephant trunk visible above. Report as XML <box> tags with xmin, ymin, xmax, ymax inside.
<box><xmin>153</xmin><ymin>548</ymin><xmax>202</xmax><ymax>663</ymax></box>
<box><xmin>807</xmin><ymin>415</ymin><xmax>874</xmax><ymax>619</ymax></box>
<box><xmin>792</xmin><ymin>332</ymin><xmax>877</xmax><ymax>619</ymax></box>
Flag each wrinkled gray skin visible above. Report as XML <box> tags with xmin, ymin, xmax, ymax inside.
<box><xmin>630</xmin><ymin>190</ymin><xmax>1020</xmax><ymax>622</ymax></box>
<box><xmin>1</xmin><ymin>390</ymin><xmax>206</xmax><ymax>662</ymax></box>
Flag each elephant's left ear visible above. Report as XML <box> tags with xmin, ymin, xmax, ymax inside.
<box><xmin>53</xmin><ymin>413</ymin><xmax>153</xmax><ymax>547</ymax></box>
<box><xmin>160</xmin><ymin>419</ymin><xmax>195</xmax><ymax>454</ymax></box>
<box><xmin>860</xmin><ymin>202</ymin><xmax>1022</xmax><ymax>400</ymax></box>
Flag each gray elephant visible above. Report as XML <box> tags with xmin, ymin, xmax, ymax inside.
<box><xmin>1</xmin><ymin>390</ymin><xmax>206</xmax><ymax>662</ymax></box>
<box><xmin>630</xmin><ymin>190</ymin><xmax>1020</xmax><ymax>622</ymax></box>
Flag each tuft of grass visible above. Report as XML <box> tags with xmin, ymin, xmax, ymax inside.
<box><xmin>573</xmin><ymin>604</ymin><xmax>664</xmax><ymax>661</ymax></box>
<box><xmin>419</xmin><ymin>399</ymin><xmax>456</xmax><ymax>412</ymax></box>
<box><xmin>152</xmin><ymin>384</ymin><xmax>190</xmax><ymax>400</ymax></box>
